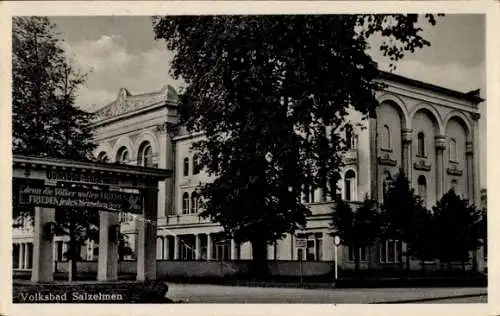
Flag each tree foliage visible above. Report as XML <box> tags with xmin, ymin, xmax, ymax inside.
<box><xmin>331</xmin><ymin>196</ymin><xmax>381</xmax><ymax>273</ymax></box>
<box><xmin>12</xmin><ymin>17</ymin><xmax>98</xmax><ymax>279</ymax></box>
<box><xmin>152</xmin><ymin>15</ymin><xmax>442</xmax><ymax>262</ymax></box>
<box><xmin>381</xmin><ymin>170</ymin><xmax>425</xmax><ymax>269</ymax></box>
<box><xmin>381</xmin><ymin>170</ymin><xmax>419</xmax><ymax>240</ymax></box>
<box><xmin>432</xmin><ymin>189</ymin><xmax>484</xmax><ymax>265</ymax></box>
<box><xmin>12</xmin><ymin>16</ymin><xmax>95</xmax><ymax>160</ymax></box>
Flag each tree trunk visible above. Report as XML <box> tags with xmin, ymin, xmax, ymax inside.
<box><xmin>250</xmin><ymin>238</ymin><xmax>269</xmax><ymax>279</ymax></box>
<box><xmin>471</xmin><ymin>249</ymin><xmax>478</xmax><ymax>273</ymax></box>
<box><xmin>406</xmin><ymin>253</ymin><xmax>411</xmax><ymax>275</ymax></box>
<box><xmin>354</xmin><ymin>246</ymin><xmax>360</xmax><ymax>278</ymax></box>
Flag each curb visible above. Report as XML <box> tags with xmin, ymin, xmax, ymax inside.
<box><xmin>371</xmin><ymin>293</ymin><xmax>487</xmax><ymax>304</ymax></box>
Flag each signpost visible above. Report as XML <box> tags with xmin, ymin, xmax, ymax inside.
<box><xmin>334</xmin><ymin>235</ymin><xmax>341</xmax><ymax>282</ymax></box>
<box><xmin>296</xmin><ymin>238</ymin><xmax>306</xmax><ymax>288</ymax></box>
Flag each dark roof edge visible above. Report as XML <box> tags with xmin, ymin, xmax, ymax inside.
<box><xmin>13</xmin><ymin>154</ymin><xmax>172</xmax><ymax>179</ymax></box>
<box><xmin>379</xmin><ymin>71</ymin><xmax>485</xmax><ymax>105</ymax></box>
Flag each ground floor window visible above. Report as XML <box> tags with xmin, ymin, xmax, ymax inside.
<box><xmin>296</xmin><ymin>232</ymin><xmax>323</xmax><ymax>261</ymax></box>
<box><xmin>348</xmin><ymin>246</ymin><xmax>369</xmax><ymax>262</ymax></box>
<box><xmin>180</xmin><ymin>236</ymin><xmax>196</xmax><ymax>260</ymax></box>
<box><xmin>12</xmin><ymin>244</ymin><xmax>19</xmax><ymax>269</ymax></box>
<box><xmin>379</xmin><ymin>239</ymin><xmax>402</xmax><ymax>264</ymax></box>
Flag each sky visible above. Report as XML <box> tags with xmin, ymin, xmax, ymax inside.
<box><xmin>49</xmin><ymin>15</ymin><xmax>486</xmax><ymax>187</ymax></box>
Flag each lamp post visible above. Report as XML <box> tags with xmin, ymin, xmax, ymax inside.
<box><xmin>334</xmin><ymin>235</ymin><xmax>341</xmax><ymax>282</ymax></box>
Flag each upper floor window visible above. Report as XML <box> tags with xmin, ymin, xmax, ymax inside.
<box><xmin>345</xmin><ymin>124</ymin><xmax>353</xmax><ymax>150</ymax></box>
<box><xmin>382</xmin><ymin>125</ymin><xmax>391</xmax><ymax>150</ymax></box>
<box><xmin>193</xmin><ymin>154</ymin><xmax>201</xmax><ymax>175</ymax></box>
<box><xmin>182</xmin><ymin>192</ymin><xmax>190</xmax><ymax>214</ymax></box>
<box><xmin>191</xmin><ymin>192</ymin><xmax>200</xmax><ymax>214</ymax></box>
<box><xmin>344</xmin><ymin>169</ymin><xmax>356</xmax><ymax>201</ymax></box>
<box><xmin>301</xmin><ymin>185</ymin><xmax>315</xmax><ymax>203</ymax></box>
<box><xmin>417</xmin><ymin>132</ymin><xmax>426</xmax><ymax>157</ymax></box>
<box><xmin>329</xmin><ymin>172</ymin><xmax>342</xmax><ymax>201</ymax></box>
<box><xmin>418</xmin><ymin>175</ymin><xmax>427</xmax><ymax>205</ymax></box>
<box><xmin>137</xmin><ymin>142</ymin><xmax>154</xmax><ymax>167</ymax></box>
<box><xmin>116</xmin><ymin>147</ymin><xmax>129</xmax><ymax>164</ymax></box>
<box><xmin>97</xmin><ymin>152</ymin><xmax>109</xmax><ymax>163</ymax></box>
<box><xmin>183</xmin><ymin>157</ymin><xmax>190</xmax><ymax>177</ymax></box>
<box><xmin>449</xmin><ymin>138</ymin><xmax>458</xmax><ymax>162</ymax></box>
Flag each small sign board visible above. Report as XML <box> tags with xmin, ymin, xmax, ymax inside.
<box><xmin>17</xmin><ymin>182</ymin><xmax>143</xmax><ymax>214</ymax></box>
<box><xmin>296</xmin><ymin>238</ymin><xmax>307</xmax><ymax>248</ymax></box>
<box><xmin>334</xmin><ymin>235</ymin><xmax>341</xmax><ymax>246</ymax></box>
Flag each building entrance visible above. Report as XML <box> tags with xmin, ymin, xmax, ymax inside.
<box><xmin>12</xmin><ymin>155</ymin><xmax>172</xmax><ymax>282</ymax></box>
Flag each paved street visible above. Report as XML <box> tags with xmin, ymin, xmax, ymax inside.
<box><xmin>167</xmin><ymin>283</ymin><xmax>487</xmax><ymax>304</ymax></box>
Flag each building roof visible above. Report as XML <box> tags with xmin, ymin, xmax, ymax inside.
<box><xmin>92</xmin><ymin>71</ymin><xmax>484</xmax><ymax>123</ymax></box>
<box><xmin>93</xmin><ymin>85</ymin><xmax>178</xmax><ymax>122</ymax></box>
<box><xmin>379</xmin><ymin>71</ymin><xmax>484</xmax><ymax>105</ymax></box>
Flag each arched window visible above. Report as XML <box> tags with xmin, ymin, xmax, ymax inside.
<box><xmin>417</xmin><ymin>132</ymin><xmax>425</xmax><ymax>157</ymax></box>
<box><xmin>183</xmin><ymin>157</ymin><xmax>190</xmax><ymax>177</ymax></box>
<box><xmin>97</xmin><ymin>152</ymin><xmax>109</xmax><ymax>163</ymax></box>
<box><xmin>382</xmin><ymin>125</ymin><xmax>391</xmax><ymax>149</ymax></box>
<box><xmin>137</xmin><ymin>142</ymin><xmax>154</xmax><ymax>167</ymax></box>
<box><xmin>191</xmin><ymin>192</ymin><xmax>200</xmax><ymax>213</ymax></box>
<box><xmin>383</xmin><ymin>171</ymin><xmax>393</xmax><ymax>202</ymax></box>
<box><xmin>418</xmin><ymin>175</ymin><xmax>427</xmax><ymax>205</ymax></box>
<box><xmin>449</xmin><ymin>138</ymin><xmax>457</xmax><ymax>162</ymax></box>
<box><xmin>193</xmin><ymin>154</ymin><xmax>200</xmax><ymax>175</ymax></box>
<box><xmin>182</xmin><ymin>193</ymin><xmax>190</xmax><ymax>214</ymax></box>
<box><xmin>329</xmin><ymin>172</ymin><xmax>342</xmax><ymax>201</ymax></box>
<box><xmin>344</xmin><ymin>170</ymin><xmax>356</xmax><ymax>201</ymax></box>
<box><xmin>345</xmin><ymin>124</ymin><xmax>353</xmax><ymax>150</ymax></box>
<box><xmin>116</xmin><ymin>147</ymin><xmax>129</xmax><ymax>164</ymax></box>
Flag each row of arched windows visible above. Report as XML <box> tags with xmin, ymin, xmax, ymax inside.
<box><xmin>381</xmin><ymin>125</ymin><xmax>459</xmax><ymax>162</ymax></box>
<box><xmin>182</xmin><ymin>192</ymin><xmax>201</xmax><ymax>214</ymax></box>
<box><xmin>183</xmin><ymin>154</ymin><xmax>201</xmax><ymax>177</ymax></box>
<box><xmin>97</xmin><ymin>141</ymin><xmax>156</xmax><ymax>167</ymax></box>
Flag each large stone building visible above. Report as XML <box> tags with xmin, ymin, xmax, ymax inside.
<box><xmin>13</xmin><ymin>71</ymin><xmax>485</xmax><ymax>272</ymax></box>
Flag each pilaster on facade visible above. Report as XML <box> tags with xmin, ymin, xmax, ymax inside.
<box><xmin>401</xmin><ymin>128</ymin><xmax>412</xmax><ymax>181</ymax></box>
<box><xmin>465</xmin><ymin>141</ymin><xmax>475</xmax><ymax>202</ymax></box>
<box><xmin>435</xmin><ymin>135</ymin><xmax>447</xmax><ymax>200</ymax></box>
<box><xmin>471</xmin><ymin>113</ymin><xmax>481</xmax><ymax>206</ymax></box>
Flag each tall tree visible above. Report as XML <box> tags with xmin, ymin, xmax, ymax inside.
<box><xmin>432</xmin><ymin>189</ymin><xmax>484</xmax><ymax>272</ymax></box>
<box><xmin>12</xmin><ymin>16</ymin><xmax>95</xmax><ymax>159</ymax></box>
<box><xmin>331</xmin><ymin>196</ymin><xmax>381</xmax><ymax>274</ymax></box>
<box><xmin>152</xmin><ymin>15</ymin><xmax>442</xmax><ymax>272</ymax></box>
<box><xmin>405</xmin><ymin>205</ymin><xmax>436</xmax><ymax>273</ymax></box>
<box><xmin>380</xmin><ymin>169</ymin><xmax>422</xmax><ymax>272</ymax></box>
<box><xmin>12</xmin><ymin>17</ymin><xmax>97</xmax><ymax>279</ymax></box>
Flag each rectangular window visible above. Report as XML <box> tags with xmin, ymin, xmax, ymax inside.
<box><xmin>180</xmin><ymin>242</ymin><xmax>195</xmax><ymax>260</ymax></box>
<box><xmin>379</xmin><ymin>240</ymin><xmax>401</xmax><ymax>264</ymax></box>
<box><xmin>295</xmin><ymin>233</ymin><xmax>323</xmax><ymax>261</ymax></box>
<box><xmin>57</xmin><ymin>241</ymin><xmax>63</xmax><ymax>261</ymax></box>
<box><xmin>348</xmin><ymin>246</ymin><xmax>369</xmax><ymax>261</ymax></box>
<box><xmin>12</xmin><ymin>244</ymin><xmax>20</xmax><ymax>269</ymax></box>
<box><xmin>214</xmin><ymin>242</ymin><xmax>230</xmax><ymax>261</ymax></box>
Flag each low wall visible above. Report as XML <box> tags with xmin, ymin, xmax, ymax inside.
<box><xmin>52</xmin><ymin>260</ymin><xmax>334</xmax><ymax>277</ymax></box>
<box><xmin>55</xmin><ymin>261</ymin><xmax>97</xmax><ymax>273</ymax></box>
<box><xmin>268</xmin><ymin>261</ymin><xmax>333</xmax><ymax>276</ymax></box>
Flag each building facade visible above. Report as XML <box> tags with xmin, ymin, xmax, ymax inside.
<box><xmin>12</xmin><ymin>72</ymin><xmax>485</xmax><ymax>272</ymax></box>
